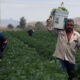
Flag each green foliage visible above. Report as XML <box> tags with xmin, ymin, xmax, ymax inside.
<box><xmin>18</xmin><ymin>17</ymin><xmax>26</xmax><ymax>29</ymax></box>
<box><xmin>1</xmin><ymin>31</ymin><xmax>80</xmax><ymax>80</ymax></box>
<box><xmin>57</xmin><ymin>7</ymin><xmax>68</xmax><ymax>12</ymax></box>
<box><xmin>8</xmin><ymin>24</ymin><xmax>14</xmax><ymax>29</ymax></box>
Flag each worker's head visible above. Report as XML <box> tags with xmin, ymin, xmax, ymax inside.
<box><xmin>65</xmin><ymin>19</ymin><xmax>74</xmax><ymax>32</ymax></box>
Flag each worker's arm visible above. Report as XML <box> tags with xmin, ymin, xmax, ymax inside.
<box><xmin>2</xmin><ymin>40</ymin><xmax>7</xmax><ymax>48</ymax></box>
<box><xmin>46</xmin><ymin>16</ymin><xmax>60</xmax><ymax>37</ymax></box>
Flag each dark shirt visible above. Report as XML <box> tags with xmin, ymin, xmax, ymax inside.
<box><xmin>0</xmin><ymin>33</ymin><xmax>7</xmax><ymax>50</ymax></box>
<box><xmin>28</xmin><ymin>29</ymin><xmax>34</xmax><ymax>36</ymax></box>
<box><xmin>0</xmin><ymin>33</ymin><xmax>7</xmax><ymax>43</ymax></box>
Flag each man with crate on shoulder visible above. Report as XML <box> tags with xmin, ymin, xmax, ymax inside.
<box><xmin>46</xmin><ymin>14</ymin><xmax>80</xmax><ymax>80</ymax></box>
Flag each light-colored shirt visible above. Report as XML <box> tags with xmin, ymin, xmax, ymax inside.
<box><xmin>49</xmin><ymin>29</ymin><xmax>80</xmax><ymax>64</ymax></box>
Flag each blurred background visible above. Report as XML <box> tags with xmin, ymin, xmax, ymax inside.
<box><xmin>0</xmin><ymin>0</ymin><xmax>80</xmax><ymax>31</ymax></box>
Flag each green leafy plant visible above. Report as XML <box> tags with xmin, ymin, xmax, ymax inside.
<box><xmin>57</xmin><ymin>7</ymin><xmax>68</xmax><ymax>11</ymax></box>
<box><xmin>1</xmin><ymin>31</ymin><xmax>80</xmax><ymax>80</ymax></box>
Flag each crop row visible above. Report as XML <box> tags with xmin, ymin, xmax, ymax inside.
<box><xmin>0</xmin><ymin>31</ymin><xmax>68</xmax><ymax>80</ymax></box>
<box><xmin>7</xmin><ymin>31</ymin><xmax>57</xmax><ymax>60</ymax></box>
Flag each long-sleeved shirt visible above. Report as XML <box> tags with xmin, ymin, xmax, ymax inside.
<box><xmin>49</xmin><ymin>29</ymin><xmax>80</xmax><ymax>64</ymax></box>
